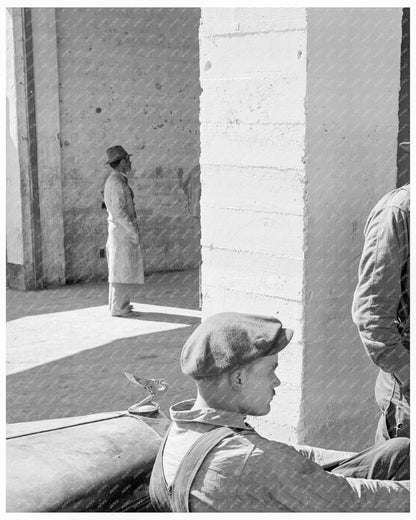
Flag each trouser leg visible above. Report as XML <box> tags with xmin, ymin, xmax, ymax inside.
<box><xmin>329</xmin><ymin>437</ymin><xmax>409</xmax><ymax>480</ymax></box>
<box><xmin>110</xmin><ymin>283</ymin><xmax>133</xmax><ymax>315</ymax></box>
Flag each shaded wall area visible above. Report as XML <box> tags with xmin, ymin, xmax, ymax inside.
<box><xmin>56</xmin><ymin>8</ymin><xmax>201</xmax><ymax>282</ymax></box>
<box><xmin>397</xmin><ymin>7</ymin><xmax>410</xmax><ymax>187</ymax></box>
<box><xmin>301</xmin><ymin>8</ymin><xmax>402</xmax><ymax>450</ymax></box>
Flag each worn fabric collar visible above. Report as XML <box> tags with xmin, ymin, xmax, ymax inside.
<box><xmin>113</xmin><ymin>170</ymin><xmax>128</xmax><ymax>183</ymax></box>
<box><xmin>169</xmin><ymin>399</ymin><xmax>253</xmax><ymax>430</ymax></box>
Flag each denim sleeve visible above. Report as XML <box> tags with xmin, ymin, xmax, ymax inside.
<box><xmin>291</xmin><ymin>444</ymin><xmax>357</xmax><ymax>466</ymax></box>
<box><xmin>245</xmin><ymin>443</ymin><xmax>409</xmax><ymax>512</ymax></box>
<box><xmin>352</xmin><ymin>205</ymin><xmax>410</xmax><ymax>392</ymax></box>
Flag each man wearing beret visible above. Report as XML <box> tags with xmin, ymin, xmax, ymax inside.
<box><xmin>150</xmin><ymin>312</ymin><xmax>409</xmax><ymax>512</ymax></box>
<box><xmin>104</xmin><ymin>145</ymin><xmax>144</xmax><ymax>317</ymax></box>
<box><xmin>352</xmin><ymin>145</ymin><xmax>410</xmax><ymax>443</ymax></box>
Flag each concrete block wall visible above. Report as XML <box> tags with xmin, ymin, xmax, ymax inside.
<box><xmin>200</xmin><ymin>8</ymin><xmax>308</xmax><ymax>442</ymax></box>
<box><xmin>200</xmin><ymin>8</ymin><xmax>403</xmax><ymax>449</ymax></box>
<box><xmin>55</xmin><ymin>8</ymin><xmax>201</xmax><ymax>282</ymax></box>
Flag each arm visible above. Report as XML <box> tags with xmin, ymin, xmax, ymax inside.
<box><xmin>352</xmin><ymin>205</ymin><xmax>410</xmax><ymax>393</ymax></box>
<box><xmin>247</xmin><ymin>443</ymin><xmax>409</xmax><ymax>512</ymax></box>
<box><xmin>291</xmin><ymin>444</ymin><xmax>357</xmax><ymax>467</ymax></box>
<box><xmin>105</xmin><ymin>180</ymin><xmax>139</xmax><ymax>241</ymax></box>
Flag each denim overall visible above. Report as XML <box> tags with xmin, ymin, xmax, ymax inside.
<box><xmin>149</xmin><ymin>425</ymin><xmax>235</xmax><ymax>512</ymax></box>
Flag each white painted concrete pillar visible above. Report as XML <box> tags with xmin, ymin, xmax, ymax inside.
<box><xmin>199</xmin><ymin>8</ymin><xmax>308</xmax><ymax>443</ymax></box>
<box><xmin>6</xmin><ymin>8</ymin><xmax>34</xmax><ymax>289</ymax></box>
<box><xmin>32</xmin><ymin>8</ymin><xmax>65</xmax><ymax>286</ymax></box>
<box><xmin>199</xmin><ymin>7</ymin><xmax>403</xmax><ymax>449</ymax></box>
<box><xmin>6</xmin><ymin>9</ymin><xmax>25</xmax><ymax>267</ymax></box>
<box><xmin>6</xmin><ymin>8</ymin><xmax>65</xmax><ymax>288</ymax></box>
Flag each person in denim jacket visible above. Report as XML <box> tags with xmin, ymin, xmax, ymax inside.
<box><xmin>352</xmin><ymin>149</ymin><xmax>409</xmax><ymax>443</ymax></box>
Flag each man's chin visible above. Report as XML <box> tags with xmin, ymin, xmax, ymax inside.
<box><xmin>254</xmin><ymin>403</ymin><xmax>271</xmax><ymax>416</ymax></box>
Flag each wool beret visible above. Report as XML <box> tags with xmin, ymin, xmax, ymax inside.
<box><xmin>181</xmin><ymin>312</ymin><xmax>294</xmax><ymax>379</ymax></box>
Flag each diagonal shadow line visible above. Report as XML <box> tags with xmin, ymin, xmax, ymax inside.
<box><xmin>110</xmin><ymin>312</ymin><xmax>200</xmax><ymax>324</ymax></box>
<box><xmin>6</xmin><ymin>325</ymin><xmax>199</xmax><ymax>424</ymax></box>
<box><xmin>6</xmin><ymin>294</ymin><xmax>201</xmax><ymax>322</ymax></box>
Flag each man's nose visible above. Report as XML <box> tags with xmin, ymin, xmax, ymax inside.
<box><xmin>273</xmin><ymin>376</ymin><xmax>281</xmax><ymax>388</ymax></box>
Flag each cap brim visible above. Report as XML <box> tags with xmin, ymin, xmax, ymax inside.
<box><xmin>269</xmin><ymin>328</ymin><xmax>294</xmax><ymax>355</ymax></box>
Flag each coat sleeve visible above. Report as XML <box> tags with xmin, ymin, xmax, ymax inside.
<box><xmin>351</xmin><ymin>205</ymin><xmax>410</xmax><ymax>394</ymax></box>
<box><xmin>105</xmin><ymin>180</ymin><xmax>139</xmax><ymax>237</ymax></box>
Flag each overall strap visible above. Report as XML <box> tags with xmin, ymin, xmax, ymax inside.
<box><xmin>149</xmin><ymin>423</ymin><xmax>174</xmax><ymax>512</ymax></box>
<box><xmin>171</xmin><ymin>426</ymin><xmax>236</xmax><ymax>512</ymax></box>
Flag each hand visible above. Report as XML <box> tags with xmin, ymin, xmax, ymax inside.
<box><xmin>129</xmin><ymin>231</ymin><xmax>140</xmax><ymax>245</ymax></box>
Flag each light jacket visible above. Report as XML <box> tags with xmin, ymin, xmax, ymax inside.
<box><xmin>104</xmin><ymin>171</ymin><xmax>144</xmax><ymax>284</ymax></box>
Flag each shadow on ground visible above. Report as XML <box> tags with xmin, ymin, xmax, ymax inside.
<box><xmin>6</xmin><ymin>325</ymin><xmax>199</xmax><ymax>423</ymax></box>
<box><xmin>7</xmin><ymin>269</ymin><xmax>199</xmax><ymax>321</ymax></box>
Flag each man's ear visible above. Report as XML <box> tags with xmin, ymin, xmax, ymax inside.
<box><xmin>228</xmin><ymin>367</ymin><xmax>244</xmax><ymax>390</ymax></box>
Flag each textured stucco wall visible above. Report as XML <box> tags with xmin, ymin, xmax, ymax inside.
<box><xmin>301</xmin><ymin>8</ymin><xmax>402</xmax><ymax>450</ymax></box>
<box><xmin>55</xmin><ymin>8</ymin><xmax>201</xmax><ymax>282</ymax></box>
<box><xmin>199</xmin><ymin>8</ymin><xmax>308</xmax><ymax>443</ymax></box>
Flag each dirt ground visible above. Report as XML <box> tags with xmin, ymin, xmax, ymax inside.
<box><xmin>6</xmin><ymin>269</ymin><xmax>200</xmax><ymax>423</ymax></box>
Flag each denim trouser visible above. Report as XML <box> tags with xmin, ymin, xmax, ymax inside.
<box><xmin>325</xmin><ymin>437</ymin><xmax>409</xmax><ymax>480</ymax></box>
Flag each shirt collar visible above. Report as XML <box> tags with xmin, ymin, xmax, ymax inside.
<box><xmin>169</xmin><ymin>399</ymin><xmax>254</xmax><ymax>430</ymax></box>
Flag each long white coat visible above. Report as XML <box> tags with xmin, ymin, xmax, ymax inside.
<box><xmin>104</xmin><ymin>171</ymin><xmax>144</xmax><ymax>284</ymax></box>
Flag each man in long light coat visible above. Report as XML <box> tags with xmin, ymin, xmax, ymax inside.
<box><xmin>104</xmin><ymin>145</ymin><xmax>144</xmax><ymax>316</ymax></box>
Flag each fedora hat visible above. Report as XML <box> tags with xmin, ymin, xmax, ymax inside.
<box><xmin>105</xmin><ymin>145</ymin><xmax>132</xmax><ymax>165</ymax></box>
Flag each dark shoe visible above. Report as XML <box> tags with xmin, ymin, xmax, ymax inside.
<box><xmin>111</xmin><ymin>310</ymin><xmax>140</xmax><ymax>318</ymax></box>
<box><xmin>111</xmin><ymin>310</ymin><xmax>132</xmax><ymax>317</ymax></box>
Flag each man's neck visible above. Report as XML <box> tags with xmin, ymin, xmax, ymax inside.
<box><xmin>192</xmin><ymin>394</ymin><xmax>212</xmax><ymax>410</ymax></box>
<box><xmin>192</xmin><ymin>391</ymin><xmax>242</xmax><ymax>415</ymax></box>
<box><xmin>116</xmin><ymin>169</ymin><xmax>128</xmax><ymax>181</ymax></box>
